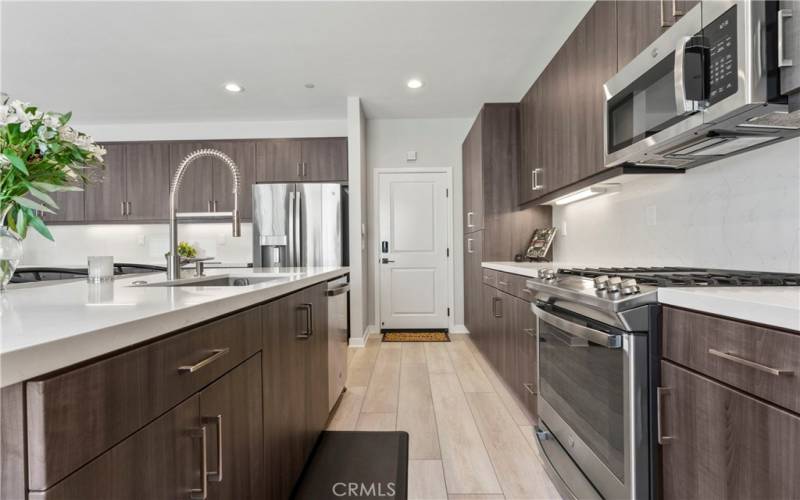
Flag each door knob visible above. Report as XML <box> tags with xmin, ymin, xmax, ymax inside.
<box><xmin>381</xmin><ymin>258</ymin><xmax>395</xmax><ymax>264</ymax></box>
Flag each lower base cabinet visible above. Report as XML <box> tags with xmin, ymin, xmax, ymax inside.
<box><xmin>28</xmin><ymin>355</ymin><xmax>264</xmax><ymax>500</ymax></box>
<box><xmin>262</xmin><ymin>283</ymin><xmax>329</xmax><ymax>499</ymax></box>
<box><xmin>478</xmin><ymin>283</ymin><xmax>538</xmax><ymax>421</ymax></box>
<box><xmin>660</xmin><ymin>361</ymin><xmax>800</xmax><ymax>500</ymax></box>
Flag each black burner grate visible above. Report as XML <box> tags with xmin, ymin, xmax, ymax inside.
<box><xmin>558</xmin><ymin>267</ymin><xmax>800</xmax><ymax>287</ymax></box>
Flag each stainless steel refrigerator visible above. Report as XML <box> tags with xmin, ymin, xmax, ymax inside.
<box><xmin>252</xmin><ymin>183</ymin><xmax>347</xmax><ymax>268</ymax></box>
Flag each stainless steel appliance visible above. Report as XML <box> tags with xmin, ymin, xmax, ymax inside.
<box><xmin>252</xmin><ymin>183</ymin><xmax>346</xmax><ymax>268</ymax></box>
<box><xmin>326</xmin><ymin>276</ymin><xmax>350</xmax><ymax>410</ymax></box>
<box><xmin>604</xmin><ymin>0</ymin><xmax>800</xmax><ymax>170</ymax></box>
<box><xmin>527</xmin><ymin>267</ymin><xmax>800</xmax><ymax>500</ymax></box>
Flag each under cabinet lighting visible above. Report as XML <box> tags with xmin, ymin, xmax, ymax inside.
<box><xmin>406</xmin><ymin>79</ymin><xmax>424</xmax><ymax>89</ymax></box>
<box><xmin>553</xmin><ymin>184</ymin><xmax>620</xmax><ymax>206</ymax></box>
<box><xmin>224</xmin><ymin>82</ymin><xmax>244</xmax><ymax>93</ymax></box>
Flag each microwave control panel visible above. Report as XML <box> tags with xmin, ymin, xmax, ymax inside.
<box><xmin>705</xmin><ymin>6</ymin><xmax>738</xmax><ymax>105</ymax></box>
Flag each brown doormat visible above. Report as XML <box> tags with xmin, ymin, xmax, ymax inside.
<box><xmin>382</xmin><ymin>331</ymin><xmax>450</xmax><ymax>342</ymax></box>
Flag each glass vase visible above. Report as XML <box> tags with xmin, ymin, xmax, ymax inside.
<box><xmin>0</xmin><ymin>226</ymin><xmax>23</xmax><ymax>291</ymax></box>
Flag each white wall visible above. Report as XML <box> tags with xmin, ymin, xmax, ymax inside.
<box><xmin>553</xmin><ymin>138</ymin><xmax>800</xmax><ymax>272</ymax></box>
<box><xmin>365</xmin><ymin>117</ymin><xmax>473</xmax><ymax>329</ymax></box>
<box><xmin>20</xmin><ymin>118</ymin><xmax>347</xmax><ymax>266</ymax></box>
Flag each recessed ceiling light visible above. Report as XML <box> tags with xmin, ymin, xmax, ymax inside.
<box><xmin>406</xmin><ymin>79</ymin><xmax>424</xmax><ymax>89</ymax></box>
<box><xmin>224</xmin><ymin>82</ymin><xmax>243</xmax><ymax>93</ymax></box>
<box><xmin>305</xmin><ymin>83</ymin><xmax>315</xmax><ymax>89</ymax></box>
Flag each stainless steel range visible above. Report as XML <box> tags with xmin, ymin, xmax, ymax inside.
<box><xmin>527</xmin><ymin>267</ymin><xmax>800</xmax><ymax>500</ymax></box>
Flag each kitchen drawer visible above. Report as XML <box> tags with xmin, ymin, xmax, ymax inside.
<box><xmin>508</xmin><ymin>273</ymin><xmax>533</xmax><ymax>302</ymax></box>
<box><xmin>482</xmin><ymin>268</ymin><xmax>497</xmax><ymax>287</ymax></box>
<box><xmin>26</xmin><ymin>307</ymin><xmax>261</xmax><ymax>491</ymax></box>
<box><xmin>662</xmin><ymin>306</ymin><xmax>800</xmax><ymax>414</ymax></box>
<box><xmin>494</xmin><ymin>271</ymin><xmax>514</xmax><ymax>294</ymax></box>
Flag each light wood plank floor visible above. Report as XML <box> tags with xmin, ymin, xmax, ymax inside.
<box><xmin>329</xmin><ymin>334</ymin><xmax>561</xmax><ymax>500</ymax></box>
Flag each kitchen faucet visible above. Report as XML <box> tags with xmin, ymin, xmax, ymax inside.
<box><xmin>167</xmin><ymin>149</ymin><xmax>241</xmax><ymax>280</ymax></box>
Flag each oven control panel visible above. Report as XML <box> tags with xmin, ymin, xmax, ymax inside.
<box><xmin>706</xmin><ymin>5</ymin><xmax>738</xmax><ymax>105</ymax></box>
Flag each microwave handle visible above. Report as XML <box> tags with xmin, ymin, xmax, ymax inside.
<box><xmin>674</xmin><ymin>36</ymin><xmax>702</xmax><ymax>115</ymax></box>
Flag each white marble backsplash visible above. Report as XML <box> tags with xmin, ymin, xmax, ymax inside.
<box><xmin>553</xmin><ymin>138</ymin><xmax>800</xmax><ymax>272</ymax></box>
<box><xmin>20</xmin><ymin>223</ymin><xmax>253</xmax><ymax>266</ymax></box>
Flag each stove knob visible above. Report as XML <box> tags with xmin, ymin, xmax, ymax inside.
<box><xmin>543</xmin><ymin>269</ymin><xmax>556</xmax><ymax>280</ymax></box>
<box><xmin>607</xmin><ymin>276</ymin><xmax>623</xmax><ymax>293</ymax></box>
<box><xmin>593</xmin><ymin>275</ymin><xmax>609</xmax><ymax>290</ymax></box>
<box><xmin>621</xmin><ymin>278</ymin><xmax>640</xmax><ymax>295</ymax></box>
<box><xmin>537</xmin><ymin>269</ymin><xmax>548</xmax><ymax>279</ymax></box>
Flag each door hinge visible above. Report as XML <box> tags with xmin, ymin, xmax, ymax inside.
<box><xmin>446</xmin><ymin>248</ymin><xmax>450</xmax><ymax>257</ymax></box>
<box><xmin>446</xmin><ymin>188</ymin><xmax>449</xmax><ymax>197</ymax></box>
<box><xmin>447</xmin><ymin>307</ymin><xmax>451</xmax><ymax>317</ymax></box>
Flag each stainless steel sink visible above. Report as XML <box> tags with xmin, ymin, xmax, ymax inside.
<box><xmin>129</xmin><ymin>276</ymin><xmax>284</xmax><ymax>287</ymax></box>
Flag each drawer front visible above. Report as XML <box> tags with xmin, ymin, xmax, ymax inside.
<box><xmin>28</xmin><ymin>395</ymin><xmax>200</xmax><ymax>500</ymax></box>
<box><xmin>482</xmin><ymin>268</ymin><xmax>497</xmax><ymax>287</ymax></box>
<box><xmin>509</xmin><ymin>273</ymin><xmax>533</xmax><ymax>302</ymax></box>
<box><xmin>662</xmin><ymin>306</ymin><xmax>800</xmax><ymax>413</ymax></box>
<box><xmin>494</xmin><ymin>271</ymin><xmax>514</xmax><ymax>293</ymax></box>
<box><xmin>26</xmin><ymin>307</ymin><xmax>261</xmax><ymax>490</ymax></box>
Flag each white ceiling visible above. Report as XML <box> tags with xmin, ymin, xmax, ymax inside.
<box><xmin>1</xmin><ymin>1</ymin><xmax>591</xmax><ymax>123</ymax></box>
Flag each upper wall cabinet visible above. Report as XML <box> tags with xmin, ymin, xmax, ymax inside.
<box><xmin>86</xmin><ymin>143</ymin><xmax>170</xmax><ymax>222</ymax></box>
<box><xmin>518</xmin><ymin>0</ymin><xmax>618</xmax><ymax>204</ymax></box>
<box><xmin>169</xmin><ymin>140</ymin><xmax>257</xmax><ymax>220</ymax></box>
<box><xmin>462</xmin><ymin>113</ymin><xmax>484</xmax><ymax>234</ymax></box>
<box><xmin>256</xmin><ymin>138</ymin><xmax>348</xmax><ymax>183</ymax></box>
<box><xmin>617</xmin><ymin>0</ymin><xmax>700</xmax><ymax>69</ymax></box>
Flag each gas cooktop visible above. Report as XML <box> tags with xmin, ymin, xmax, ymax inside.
<box><xmin>558</xmin><ymin>267</ymin><xmax>800</xmax><ymax>287</ymax></box>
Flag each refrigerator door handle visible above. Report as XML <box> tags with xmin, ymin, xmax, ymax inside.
<box><xmin>288</xmin><ymin>191</ymin><xmax>296</xmax><ymax>267</ymax></box>
<box><xmin>294</xmin><ymin>191</ymin><xmax>302</xmax><ymax>266</ymax></box>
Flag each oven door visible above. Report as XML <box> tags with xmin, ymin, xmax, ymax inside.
<box><xmin>533</xmin><ymin>301</ymin><xmax>648</xmax><ymax>500</ymax></box>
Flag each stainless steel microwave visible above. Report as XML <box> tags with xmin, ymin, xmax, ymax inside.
<box><xmin>604</xmin><ymin>0</ymin><xmax>800</xmax><ymax>169</ymax></box>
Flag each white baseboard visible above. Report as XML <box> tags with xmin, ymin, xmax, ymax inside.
<box><xmin>450</xmin><ymin>324</ymin><xmax>469</xmax><ymax>334</ymax></box>
<box><xmin>348</xmin><ymin>324</ymin><xmax>379</xmax><ymax>347</ymax></box>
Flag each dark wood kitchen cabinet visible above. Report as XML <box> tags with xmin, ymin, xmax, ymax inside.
<box><xmin>463</xmin><ymin>231</ymin><xmax>484</xmax><ymax>347</ymax></box>
<box><xmin>660</xmin><ymin>360</ymin><xmax>800</xmax><ymax>500</ymax></box>
<box><xmin>462</xmin><ymin>112</ymin><xmax>484</xmax><ymax>233</ymax></box>
<box><xmin>169</xmin><ymin>140</ymin><xmax>257</xmax><ymax>220</ymax></box>
<box><xmin>617</xmin><ymin>0</ymin><xmax>700</xmax><ymax>69</ymax></box>
<box><xmin>86</xmin><ymin>143</ymin><xmax>170</xmax><ymax>222</ymax></box>
<box><xmin>41</xmin><ymin>186</ymin><xmax>85</xmax><ymax>223</ymax></box>
<box><xmin>262</xmin><ymin>282</ymin><xmax>329</xmax><ymax>499</ymax></box>
<box><xmin>256</xmin><ymin>138</ymin><xmax>348</xmax><ymax>183</ymax></box>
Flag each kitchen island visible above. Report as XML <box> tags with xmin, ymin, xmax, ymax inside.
<box><xmin>0</xmin><ymin>266</ymin><xmax>348</xmax><ymax>500</ymax></box>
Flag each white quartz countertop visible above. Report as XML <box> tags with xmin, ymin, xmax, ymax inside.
<box><xmin>481</xmin><ymin>261</ymin><xmax>579</xmax><ymax>278</ymax></box>
<box><xmin>0</xmin><ymin>266</ymin><xmax>348</xmax><ymax>387</ymax></box>
<box><xmin>658</xmin><ymin>287</ymin><xmax>800</xmax><ymax>332</ymax></box>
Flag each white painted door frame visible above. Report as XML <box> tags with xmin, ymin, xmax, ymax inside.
<box><xmin>372</xmin><ymin>167</ymin><xmax>454</xmax><ymax>331</ymax></box>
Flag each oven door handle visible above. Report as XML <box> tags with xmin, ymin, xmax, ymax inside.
<box><xmin>532</xmin><ymin>302</ymin><xmax>622</xmax><ymax>349</ymax></box>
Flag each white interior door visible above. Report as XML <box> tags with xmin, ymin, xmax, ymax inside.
<box><xmin>378</xmin><ymin>171</ymin><xmax>449</xmax><ymax>330</ymax></box>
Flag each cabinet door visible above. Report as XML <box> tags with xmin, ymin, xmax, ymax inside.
<box><xmin>463</xmin><ymin>231</ymin><xmax>484</xmax><ymax>341</ymax></box>
<box><xmin>43</xmin><ymin>186</ymin><xmax>85</xmax><ymax>223</ymax></box>
<box><xmin>207</xmin><ymin>140</ymin><xmax>257</xmax><ymax>220</ymax></box>
<box><xmin>83</xmin><ymin>144</ymin><xmax>126</xmax><ymax>222</ymax></box>
<box><xmin>462</xmin><ymin>113</ymin><xmax>483</xmax><ymax>233</ymax></box>
<box><xmin>28</xmin><ymin>395</ymin><xmax>200</xmax><ymax>500</ymax></box>
<box><xmin>303</xmin><ymin>283</ymin><xmax>330</xmax><ymax>454</ymax></box>
<box><xmin>515</xmin><ymin>296</ymin><xmax>537</xmax><ymax>419</ymax></box>
<box><xmin>262</xmin><ymin>292</ymin><xmax>309</xmax><ymax>499</ymax></box>
<box><xmin>200</xmin><ymin>355</ymin><xmax>264</xmax><ymax>500</ymax></box>
<box><xmin>125</xmin><ymin>142</ymin><xmax>171</xmax><ymax>221</ymax></box>
<box><xmin>300</xmin><ymin>138</ymin><xmax>348</xmax><ymax>182</ymax></box>
<box><xmin>518</xmin><ymin>80</ymin><xmax>541</xmax><ymax>205</ymax></box>
<box><xmin>617</xmin><ymin>1</ymin><xmax>676</xmax><ymax>69</ymax></box>
<box><xmin>169</xmin><ymin>142</ymin><xmax>215</xmax><ymax>213</ymax></box>
<box><xmin>256</xmin><ymin>139</ymin><xmax>302</xmax><ymax>182</ymax></box>
<box><xmin>660</xmin><ymin>361</ymin><xmax>800</xmax><ymax>500</ymax></box>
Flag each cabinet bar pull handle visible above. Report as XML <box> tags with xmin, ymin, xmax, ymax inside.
<box><xmin>493</xmin><ymin>297</ymin><xmax>503</xmax><ymax>318</ymax></box>
<box><xmin>190</xmin><ymin>425</ymin><xmax>208</xmax><ymax>499</ymax></box>
<box><xmin>297</xmin><ymin>303</ymin><xmax>313</xmax><ymax>339</ymax></box>
<box><xmin>523</xmin><ymin>383</ymin><xmax>536</xmax><ymax>395</ymax></box>
<box><xmin>467</xmin><ymin>211</ymin><xmax>474</xmax><ymax>228</ymax></box>
<box><xmin>467</xmin><ymin>238</ymin><xmax>474</xmax><ymax>254</ymax></box>
<box><xmin>127</xmin><ymin>201</ymin><xmax>132</xmax><ymax>215</ymax></box>
<box><xmin>657</xmin><ymin>387</ymin><xmax>674</xmax><ymax>444</ymax></box>
<box><xmin>672</xmin><ymin>0</ymin><xmax>684</xmax><ymax>17</ymax></box>
<box><xmin>213</xmin><ymin>200</ymin><xmax>218</xmax><ymax>212</ymax></box>
<box><xmin>121</xmin><ymin>201</ymin><xmax>127</xmax><ymax>216</ymax></box>
<box><xmin>207</xmin><ymin>200</ymin><xmax>213</xmax><ymax>212</ymax></box>
<box><xmin>779</xmin><ymin>9</ymin><xmax>794</xmax><ymax>68</ymax></box>
<box><xmin>522</xmin><ymin>288</ymin><xmax>532</xmax><ymax>294</ymax></box>
<box><xmin>302</xmin><ymin>161</ymin><xmax>307</xmax><ymax>177</ymax></box>
<box><xmin>498</xmin><ymin>280</ymin><xmax>509</xmax><ymax>286</ymax></box>
<box><xmin>523</xmin><ymin>328</ymin><xmax>535</xmax><ymax>337</ymax></box>
<box><xmin>708</xmin><ymin>349</ymin><xmax>793</xmax><ymax>376</ymax></box>
<box><xmin>202</xmin><ymin>415</ymin><xmax>223</xmax><ymax>482</ymax></box>
<box><xmin>660</xmin><ymin>0</ymin><xmax>674</xmax><ymax>27</ymax></box>
<box><xmin>178</xmin><ymin>348</ymin><xmax>230</xmax><ymax>373</ymax></box>
<box><xmin>532</xmin><ymin>168</ymin><xmax>544</xmax><ymax>191</ymax></box>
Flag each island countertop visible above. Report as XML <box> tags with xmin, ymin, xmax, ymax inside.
<box><xmin>0</xmin><ymin>266</ymin><xmax>348</xmax><ymax>387</ymax></box>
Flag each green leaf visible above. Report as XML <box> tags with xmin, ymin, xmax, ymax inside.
<box><xmin>12</xmin><ymin>196</ymin><xmax>54</xmax><ymax>214</ymax></box>
<box><xmin>3</xmin><ymin>152</ymin><xmax>28</xmax><ymax>175</ymax></box>
<box><xmin>60</xmin><ymin>111</ymin><xmax>72</xmax><ymax>125</ymax></box>
<box><xmin>16</xmin><ymin>209</ymin><xmax>28</xmax><ymax>239</ymax></box>
<box><xmin>27</xmin><ymin>213</ymin><xmax>53</xmax><ymax>241</ymax></box>
<box><xmin>27</xmin><ymin>186</ymin><xmax>58</xmax><ymax>209</ymax></box>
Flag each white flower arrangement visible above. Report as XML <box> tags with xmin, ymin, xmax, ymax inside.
<box><xmin>0</xmin><ymin>94</ymin><xmax>105</xmax><ymax>240</ymax></box>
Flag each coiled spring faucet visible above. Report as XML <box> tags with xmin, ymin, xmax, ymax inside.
<box><xmin>167</xmin><ymin>149</ymin><xmax>241</xmax><ymax>280</ymax></box>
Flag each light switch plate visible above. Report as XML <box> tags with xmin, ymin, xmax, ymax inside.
<box><xmin>406</xmin><ymin>151</ymin><xmax>417</xmax><ymax>162</ymax></box>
